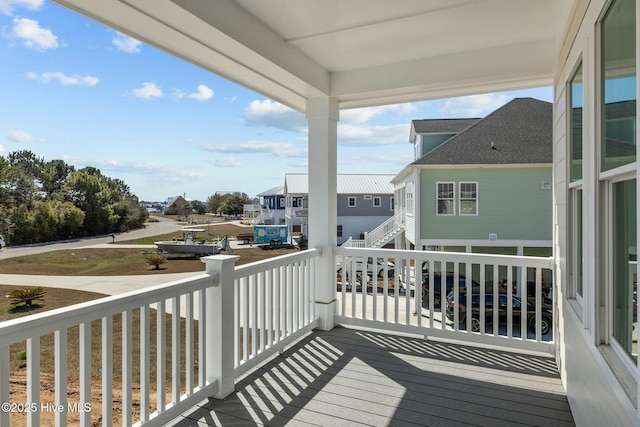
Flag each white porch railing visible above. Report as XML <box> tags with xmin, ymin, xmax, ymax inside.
<box><xmin>0</xmin><ymin>246</ymin><xmax>555</xmax><ymax>426</ymax></box>
<box><xmin>364</xmin><ymin>208</ymin><xmax>405</xmax><ymax>248</ymax></box>
<box><xmin>284</xmin><ymin>207</ymin><xmax>308</xmax><ymax>219</ymax></box>
<box><xmin>0</xmin><ymin>249</ymin><xmax>318</xmax><ymax>427</ymax></box>
<box><xmin>335</xmin><ymin>247</ymin><xmax>555</xmax><ymax>355</ymax></box>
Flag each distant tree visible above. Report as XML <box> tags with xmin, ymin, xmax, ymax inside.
<box><xmin>220</xmin><ymin>194</ymin><xmax>251</xmax><ymax>215</ymax></box>
<box><xmin>191</xmin><ymin>200</ymin><xmax>206</xmax><ymax>215</ymax></box>
<box><xmin>206</xmin><ymin>194</ymin><xmax>225</xmax><ymax>215</ymax></box>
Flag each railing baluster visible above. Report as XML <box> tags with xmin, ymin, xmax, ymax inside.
<box><xmin>260</xmin><ymin>270</ymin><xmax>266</xmax><ymax>351</ymax></box>
<box><xmin>55</xmin><ymin>328</ymin><xmax>67</xmax><ymax>427</ymax></box>
<box><xmin>521</xmin><ymin>266</ymin><xmax>528</xmax><ymax>340</ymax></box>
<box><xmin>242</xmin><ymin>277</ymin><xmax>249</xmax><ymax>362</ymax></box>
<box><xmin>274</xmin><ymin>267</ymin><xmax>281</xmax><ymax>343</ymax></box>
<box><xmin>268</xmin><ymin>268</ymin><xmax>274</xmax><ymax>345</ymax></box>
<box><xmin>199</xmin><ymin>288</ymin><xmax>207</xmax><ymax>384</ymax></box>
<box><xmin>185</xmin><ymin>292</ymin><xmax>194</xmax><ymax>395</ymax></box>
<box><xmin>479</xmin><ymin>263</ymin><xmax>486</xmax><ymax>336</ymax></box>
<box><xmin>251</xmin><ymin>274</ymin><xmax>257</xmax><ymax>357</ymax></box>
<box><xmin>140</xmin><ymin>305</ymin><xmax>150</xmax><ymax>423</ymax></box>
<box><xmin>26</xmin><ymin>337</ymin><xmax>40</xmax><ymax>427</ymax></box>
<box><xmin>507</xmin><ymin>266</ymin><xmax>513</xmax><ymax>338</ymax></box>
<box><xmin>79</xmin><ymin>322</ymin><xmax>91</xmax><ymax>427</ymax></box>
<box><xmin>171</xmin><ymin>296</ymin><xmax>181</xmax><ymax>404</ymax></box>
<box><xmin>0</xmin><ymin>344</ymin><xmax>8</xmax><ymax>427</ymax></box>
<box><xmin>536</xmin><ymin>266</ymin><xmax>543</xmax><ymax>342</ymax></box>
<box><xmin>157</xmin><ymin>300</ymin><xmax>166</xmax><ymax>413</ymax></box>
<box><xmin>102</xmin><ymin>316</ymin><xmax>113</xmax><ymax>426</ymax></box>
<box><xmin>122</xmin><ymin>309</ymin><xmax>132</xmax><ymax>426</ymax></box>
<box><xmin>287</xmin><ymin>263</ymin><xmax>294</xmax><ymax>335</ymax></box>
<box><xmin>492</xmin><ymin>264</ymin><xmax>499</xmax><ymax>337</ymax></box>
<box><xmin>293</xmin><ymin>263</ymin><xmax>299</xmax><ymax>333</ymax></box>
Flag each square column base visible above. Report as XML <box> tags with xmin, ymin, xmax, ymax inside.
<box><xmin>314</xmin><ymin>299</ymin><xmax>337</xmax><ymax>331</ymax></box>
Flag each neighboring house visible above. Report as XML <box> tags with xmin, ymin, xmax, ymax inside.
<box><xmin>164</xmin><ymin>195</ymin><xmax>190</xmax><ymax>215</ymax></box>
<box><xmin>257</xmin><ymin>185</ymin><xmax>286</xmax><ymax>225</ymax></box>
<box><xmin>392</xmin><ymin>98</ymin><xmax>553</xmax><ymax>257</ymax></box>
<box><xmin>284</xmin><ymin>174</ymin><xmax>395</xmax><ymax>244</ymax></box>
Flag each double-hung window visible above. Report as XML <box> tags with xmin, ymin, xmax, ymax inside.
<box><xmin>600</xmin><ymin>0</ymin><xmax>637</xmax><ymax>366</ymax></box>
<box><xmin>459</xmin><ymin>182</ymin><xmax>478</xmax><ymax>215</ymax></box>
<box><xmin>436</xmin><ymin>182</ymin><xmax>455</xmax><ymax>215</ymax></box>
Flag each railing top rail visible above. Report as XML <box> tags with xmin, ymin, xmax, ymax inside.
<box><xmin>0</xmin><ymin>272</ymin><xmax>213</xmax><ymax>345</ymax></box>
<box><xmin>334</xmin><ymin>247</ymin><xmax>554</xmax><ymax>269</ymax></box>
<box><xmin>234</xmin><ymin>248</ymin><xmax>319</xmax><ymax>277</ymax></box>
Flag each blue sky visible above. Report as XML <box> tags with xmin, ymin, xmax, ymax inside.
<box><xmin>0</xmin><ymin>0</ymin><xmax>553</xmax><ymax>202</ymax></box>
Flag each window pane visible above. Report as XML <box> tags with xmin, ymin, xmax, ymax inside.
<box><xmin>612</xmin><ymin>179</ymin><xmax>637</xmax><ymax>361</ymax></box>
<box><xmin>570</xmin><ymin>63</ymin><xmax>583</xmax><ymax>181</ymax></box>
<box><xmin>460</xmin><ymin>200</ymin><xmax>477</xmax><ymax>215</ymax></box>
<box><xmin>602</xmin><ymin>0</ymin><xmax>636</xmax><ymax>171</ymax></box>
<box><xmin>576</xmin><ymin>189</ymin><xmax>583</xmax><ymax>297</ymax></box>
<box><xmin>438</xmin><ymin>200</ymin><xmax>454</xmax><ymax>215</ymax></box>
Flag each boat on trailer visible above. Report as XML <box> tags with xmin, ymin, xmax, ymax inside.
<box><xmin>154</xmin><ymin>228</ymin><xmax>232</xmax><ymax>257</ymax></box>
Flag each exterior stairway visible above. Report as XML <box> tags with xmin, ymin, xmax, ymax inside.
<box><xmin>342</xmin><ymin>209</ymin><xmax>404</xmax><ymax>248</ymax></box>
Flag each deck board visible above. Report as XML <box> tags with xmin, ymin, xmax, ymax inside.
<box><xmin>171</xmin><ymin>327</ymin><xmax>574</xmax><ymax>426</ymax></box>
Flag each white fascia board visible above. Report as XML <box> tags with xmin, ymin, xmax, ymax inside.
<box><xmin>332</xmin><ymin>38</ymin><xmax>556</xmax><ymax>109</ymax></box>
<box><xmin>415</xmin><ymin>163</ymin><xmax>553</xmax><ymax>170</ymax></box>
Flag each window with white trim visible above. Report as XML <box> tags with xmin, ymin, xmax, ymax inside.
<box><xmin>406</xmin><ymin>182</ymin><xmax>414</xmax><ymax>216</ymax></box>
<box><xmin>600</xmin><ymin>0</ymin><xmax>637</xmax><ymax>366</ymax></box>
<box><xmin>373</xmin><ymin>196</ymin><xmax>381</xmax><ymax>207</ymax></box>
<box><xmin>348</xmin><ymin>196</ymin><xmax>356</xmax><ymax>207</ymax></box>
<box><xmin>459</xmin><ymin>182</ymin><xmax>477</xmax><ymax>215</ymax></box>
<box><xmin>436</xmin><ymin>182</ymin><xmax>455</xmax><ymax>215</ymax></box>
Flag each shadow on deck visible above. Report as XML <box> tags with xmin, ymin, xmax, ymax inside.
<box><xmin>172</xmin><ymin>326</ymin><xmax>574</xmax><ymax>426</ymax></box>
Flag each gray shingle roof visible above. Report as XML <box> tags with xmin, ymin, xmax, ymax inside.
<box><xmin>411</xmin><ymin>118</ymin><xmax>479</xmax><ymax>134</ymax></box>
<box><xmin>411</xmin><ymin>98</ymin><xmax>552</xmax><ymax>165</ymax></box>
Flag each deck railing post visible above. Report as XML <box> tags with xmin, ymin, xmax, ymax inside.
<box><xmin>201</xmin><ymin>254</ymin><xmax>240</xmax><ymax>399</ymax></box>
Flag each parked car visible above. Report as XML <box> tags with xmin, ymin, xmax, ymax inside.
<box><xmin>445</xmin><ymin>292</ymin><xmax>553</xmax><ymax>335</ymax></box>
<box><xmin>337</xmin><ymin>256</ymin><xmax>394</xmax><ymax>279</ymax></box>
<box><xmin>0</xmin><ymin>235</ymin><xmax>5</xmax><ymax>249</ymax></box>
<box><xmin>421</xmin><ymin>273</ymin><xmax>479</xmax><ymax>307</ymax></box>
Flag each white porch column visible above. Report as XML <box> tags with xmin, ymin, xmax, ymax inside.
<box><xmin>306</xmin><ymin>96</ymin><xmax>338</xmax><ymax>331</ymax></box>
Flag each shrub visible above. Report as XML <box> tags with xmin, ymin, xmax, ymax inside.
<box><xmin>6</xmin><ymin>287</ymin><xmax>46</xmax><ymax>309</ymax></box>
<box><xmin>147</xmin><ymin>254</ymin><xmax>167</xmax><ymax>270</ymax></box>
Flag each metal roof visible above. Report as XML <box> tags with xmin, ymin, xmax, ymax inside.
<box><xmin>256</xmin><ymin>185</ymin><xmax>285</xmax><ymax>197</ymax></box>
<box><xmin>284</xmin><ymin>174</ymin><xmax>394</xmax><ymax>195</ymax></box>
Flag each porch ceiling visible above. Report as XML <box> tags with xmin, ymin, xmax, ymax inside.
<box><xmin>53</xmin><ymin>0</ymin><xmax>575</xmax><ymax>111</ymax></box>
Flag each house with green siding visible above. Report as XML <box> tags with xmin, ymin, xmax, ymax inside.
<box><xmin>392</xmin><ymin>98</ymin><xmax>552</xmax><ymax>257</ymax></box>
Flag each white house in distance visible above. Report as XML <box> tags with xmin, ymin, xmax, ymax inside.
<box><xmin>393</xmin><ymin>98</ymin><xmax>553</xmax><ymax>257</ymax></box>
<box><xmin>284</xmin><ymin>173</ymin><xmax>395</xmax><ymax>245</ymax></box>
<box><xmin>35</xmin><ymin>1</ymin><xmax>640</xmax><ymax>424</ymax></box>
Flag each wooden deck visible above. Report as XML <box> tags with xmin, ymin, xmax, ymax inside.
<box><xmin>171</xmin><ymin>327</ymin><xmax>574</xmax><ymax>426</ymax></box>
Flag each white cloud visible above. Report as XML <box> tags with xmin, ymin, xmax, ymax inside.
<box><xmin>338</xmin><ymin>123</ymin><xmax>409</xmax><ymax>147</ymax></box>
<box><xmin>438</xmin><ymin>93</ymin><xmax>509</xmax><ymax>118</ymax></box>
<box><xmin>244</xmin><ymin>100</ymin><xmax>306</xmax><ymax>133</ymax></box>
<box><xmin>11</xmin><ymin>18</ymin><xmax>58</xmax><ymax>50</ymax></box>
<box><xmin>175</xmin><ymin>84</ymin><xmax>214</xmax><ymax>101</ymax></box>
<box><xmin>201</xmin><ymin>141</ymin><xmax>307</xmax><ymax>158</ymax></box>
<box><xmin>27</xmin><ymin>71</ymin><xmax>99</xmax><ymax>86</ymax></box>
<box><xmin>0</xmin><ymin>144</ymin><xmax>4</xmax><ymax>154</ymax></box>
<box><xmin>0</xmin><ymin>0</ymin><xmax>43</xmax><ymax>15</ymax></box>
<box><xmin>112</xmin><ymin>31</ymin><xmax>141</xmax><ymax>53</ymax></box>
<box><xmin>132</xmin><ymin>82</ymin><xmax>163</xmax><ymax>99</ymax></box>
<box><xmin>207</xmin><ymin>157</ymin><xmax>242</xmax><ymax>167</ymax></box>
<box><xmin>188</xmin><ymin>85</ymin><xmax>214</xmax><ymax>101</ymax></box>
<box><xmin>8</xmin><ymin>130</ymin><xmax>45</xmax><ymax>143</ymax></box>
<box><xmin>341</xmin><ymin>103</ymin><xmax>416</xmax><ymax>124</ymax></box>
